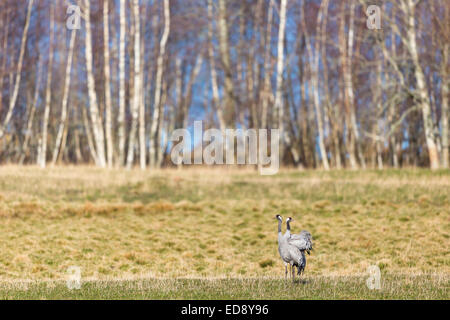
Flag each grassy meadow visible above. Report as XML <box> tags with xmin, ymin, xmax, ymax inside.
<box><xmin>0</xmin><ymin>166</ymin><xmax>448</xmax><ymax>299</ymax></box>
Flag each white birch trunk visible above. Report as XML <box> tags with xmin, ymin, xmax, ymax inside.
<box><xmin>207</xmin><ymin>0</ymin><xmax>225</xmax><ymax>132</ymax></box>
<box><xmin>346</xmin><ymin>1</ymin><xmax>365</xmax><ymax>169</ymax></box>
<box><xmin>149</xmin><ymin>0</ymin><xmax>170</xmax><ymax>168</ymax></box>
<box><xmin>38</xmin><ymin>3</ymin><xmax>54</xmax><ymax>168</ymax></box>
<box><xmin>138</xmin><ymin>3</ymin><xmax>146</xmax><ymax>170</ymax></box>
<box><xmin>118</xmin><ymin>0</ymin><xmax>127</xmax><ymax>166</ymax></box>
<box><xmin>51</xmin><ymin>29</ymin><xmax>76</xmax><ymax>166</ymax></box>
<box><xmin>82</xmin><ymin>105</ymin><xmax>98</xmax><ymax>164</ymax></box>
<box><xmin>126</xmin><ymin>0</ymin><xmax>143</xmax><ymax>169</ymax></box>
<box><xmin>84</xmin><ymin>0</ymin><xmax>106</xmax><ymax>167</ymax></box>
<box><xmin>261</xmin><ymin>1</ymin><xmax>273</xmax><ymax>130</ymax></box>
<box><xmin>217</xmin><ymin>0</ymin><xmax>235</xmax><ymax>126</ymax></box>
<box><xmin>103</xmin><ymin>0</ymin><xmax>114</xmax><ymax>168</ymax></box>
<box><xmin>0</xmin><ymin>0</ymin><xmax>34</xmax><ymax>139</ymax></box>
<box><xmin>274</xmin><ymin>0</ymin><xmax>287</xmax><ymax>143</ymax></box>
<box><xmin>338</xmin><ymin>2</ymin><xmax>357</xmax><ymax>169</ymax></box>
<box><xmin>403</xmin><ymin>0</ymin><xmax>440</xmax><ymax>169</ymax></box>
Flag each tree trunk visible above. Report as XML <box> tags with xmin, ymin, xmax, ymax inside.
<box><xmin>84</xmin><ymin>0</ymin><xmax>106</xmax><ymax>167</ymax></box>
<box><xmin>301</xmin><ymin>0</ymin><xmax>330</xmax><ymax>170</ymax></box>
<box><xmin>19</xmin><ymin>57</ymin><xmax>43</xmax><ymax>165</ymax></box>
<box><xmin>138</xmin><ymin>31</ymin><xmax>146</xmax><ymax>171</ymax></box>
<box><xmin>440</xmin><ymin>4</ymin><xmax>449</xmax><ymax>168</ymax></box>
<box><xmin>149</xmin><ymin>0</ymin><xmax>170</xmax><ymax>168</ymax></box>
<box><xmin>441</xmin><ymin>42</ymin><xmax>449</xmax><ymax>168</ymax></box>
<box><xmin>182</xmin><ymin>55</ymin><xmax>203</xmax><ymax>128</ymax></box>
<box><xmin>74</xmin><ymin>122</ymin><xmax>83</xmax><ymax>164</ymax></box>
<box><xmin>118</xmin><ymin>0</ymin><xmax>127</xmax><ymax>167</ymax></box>
<box><xmin>347</xmin><ymin>1</ymin><xmax>365</xmax><ymax>169</ymax></box>
<box><xmin>103</xmin><ymin>0</ymin><xmax>114</xmax><ymax>168</ymax></box>
<box><xmin>38</xmin><ymin>3</ymin><xmax>54</xmax><ymax>168</ymax></box>
<box><xmin>82</xmin><ymin>105</ymin><xmax>98</xmax><ymax>164</ymax></box>
<box><xmin>403</xmin><ymin>0</ymin><xmax>440</xmax><ymax>169</ymax></box>
<box><xmin>274</xmin><ymin>0</ymin><xmax>288</xmax><ymax>159</ymax></box>
<box><xmin>217</xmin><ymin>0</ymin><xmax>235</xmax><ymax>126</ymax></box>
<box><xmin>373</xmin><ymin>46</ymin><xmax>384</xmax><ymax>170</ymax></box>
<box><xmin>261</xmin><ymin>1</ymin><xmax>273</xmax><ymax>130</ymax></box>
<box><xmin>0</xmin><ymin>7</ymin><xmax>11</xmax><ymax>118</ymax></box>
<box><xmin>157</xmin><ymin>78</ymin><xmax>168</xmax><ymax>167</ymax></box>
<box><xmin>126</xmin><ymin>0</ymin><xmax>144</xmax><ymax>169</ymax></box>
<box><xmin>0</xmin><ymin>0</ymin><xmax>33</xmax><ymax>139</ymax></box>
<box><xmin>52</xmin><ymin>29</ymin><xmax>76</xmax><ymax>166</ymax></box>
<box><xmin>320</xmin><ymin>0</ymin><xmax>340</xmax><ymax>169</ymax></box>
<box><xmin>338</xmin><ymin>2</ymin><xmax>357</xmax><ymax>169</ymax></box>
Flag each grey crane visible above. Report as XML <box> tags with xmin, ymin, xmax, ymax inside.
<box><xmin>286</xmin><ymin>217</ymin><xmax>313</xmax><ymax>276</ymax></box>
<box><xmin>276</xmin><ymin>215</ymin><xmax>305</xmax><ymax>282</ymax></box>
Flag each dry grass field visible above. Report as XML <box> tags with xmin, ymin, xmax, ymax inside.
<box><xmin>0</xmin><ymin>166</ymin><xmax>448</xmax><ymax>299</ymax></box>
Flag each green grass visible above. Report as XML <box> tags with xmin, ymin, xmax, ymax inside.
<box><xmin>0</xmin><ymin>166</ymin><xmax>448</xmax><ymax>299</ymax></box>
<box><xmin>1</xmin><ymin>275</ymin><xmax>447</xmax><ymax>299</ymax></box>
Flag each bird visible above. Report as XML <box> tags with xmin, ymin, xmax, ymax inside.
<box><xmin>276</xmin><ymin>215</ymin><xmax>289</xmax><ymax>279</ymax></box>
<box><xmin>286</xmin><ymin>217</ymin><xmax>313</xmax><ymax>276</ymax></box>
<box><xmin>276</xmin><ymin>215</ymin><xmax>305</xmax><ymax>282</ymax></box>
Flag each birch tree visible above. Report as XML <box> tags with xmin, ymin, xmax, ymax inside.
<box><xmin>149</xmin><ymin>0</ymin><xmax>170</xmax><ymax>168</ymax></box>
<box><xmin>274</xmin><ymin>0</ymin><xmax>288</xmax><ymax>157</ymax></box>
<box><xmin>441</xmin><ymin>37</ymin><xmax>449</xmax><ymax>168</ymax></box>
<box><xmin>84</xmin><ymin>0</ymin><xmax>106</xmax><ymax>168</ymax></box>
<box><xmin>126</xmin><ymin>0</ymin><xmax>144</xmax><ymax>169</ymax></box>
<box><xmin>0</xmin><ymin>0</ymin><xmax>33</xmax><ymax>139</ymax></box>
<box><xmin>103</xmin><ymin>0</ymin><xmax>114</xmax><ymax>168</ymax></box>
<box><xmin>118</xmin><ymin>0</ymin><xmax>127</xmax><ymax>166</ymax></box>
<box><xmin>52</xmin><ymin>29</ymin><xmax>76</xmax><ymax>166</ymax></box>
<box><xmin>338</xmin><ymin>2</ymin><xmax>357</xmax><ymax>169</ymax></box>
<box><xmin>19</xmin><ymin>56</ymin><xmax>43</xmax><ymax>164</ymax></box>
<box><xmin>217</xmin><ymin>0</ymin><xmax>235</xmax><ymax>126</ymax></box>
<box><xmin>261</xmin><ymin>1</ymin><xmax>274</xmax><ymax>130</ymax></box>
<box><xmin>38</xmin><ymin>4</ymin><xmax>54</xmax><ymax>168</ymax></box>
<box><xmin>399</xmin><ymin>0</ymin><xmax>440</xmax><ymax>169</ymax></box>
<box><xmin>345</xmin><ymin>1</ymin><xmax>365</xmax><ymax>169</ymax></box>
<box><xmin>300</xmin><ymin>0</ymin><xmax>330</xmax><ymax>170</ymax></box>
<box><xmin>0</xmin><ymin>7</ymin><xmax>11</xmax><ymax>119</ymax></box>
<box><xmin>207</xmin><ymin>0</ymin><xmax>225</xmax><ymax>132</ymax></box>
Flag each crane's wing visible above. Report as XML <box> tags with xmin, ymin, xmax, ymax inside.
<box><xmin>288</xmin><ymin>230</ymin><xmax>313</xmax><ymax>253</ymax></box>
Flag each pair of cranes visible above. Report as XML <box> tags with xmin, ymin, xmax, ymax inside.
<box><xmin>276</xmin><ymin>215</ymin><xmax>313</xmax><ymax>282</ymax></box>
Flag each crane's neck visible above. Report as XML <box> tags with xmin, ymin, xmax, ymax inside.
<box><xmin>286</xmin><ymin>220</ymin><xmax>291</xmax><ymax>236</ymax></box>
<box><xmin>277</xmin><ymin>219</ymin><xmax>283</xmax><ymax>243</ymax></box>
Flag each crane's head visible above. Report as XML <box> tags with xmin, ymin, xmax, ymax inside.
<box><xmin>275</xmin><ymin>214</ymin><xmax>282</xmax><ymax>221</ymax></box>
<box><xmin>286</xmin><ymin>217</ymin><xmax>293</xmax><ymax>222</ymax></box>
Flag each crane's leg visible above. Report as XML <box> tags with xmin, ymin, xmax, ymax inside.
<box><xmin>292</xmin><ymin>264</ymin><xmax>295</xmax><ymax>283</ymax></box>
<box><xmin>284</xmin><ymin>263</ymin><xmax>288</xmax><ymax>280</ymax></box>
